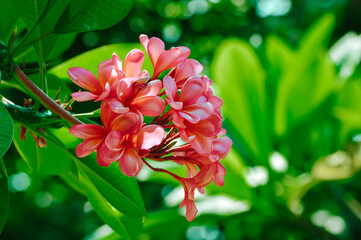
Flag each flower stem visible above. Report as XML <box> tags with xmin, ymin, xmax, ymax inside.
<box><xmin>13</xmin><ymin>65</ymin><xmax>83</xmax><ymax>126</ymax></box>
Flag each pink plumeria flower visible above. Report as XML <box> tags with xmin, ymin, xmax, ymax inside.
<box><xmin>140</xmin><ymin>34</ymin><xmax>190</xmax><ymax>80</ymax></box>
<box><xmin>68</xmin><ymin>53</ymin><xmax>124</xmax><ymax>102</ymax></box>
<box><xmin>163</xmin><ymin>75</ymin><xmax>214</xmax><ymax>127</ymax></box>
<box><xmin>166</xmin><ymin>59</ymin><xmax>203</xmax><ymax>88</ymax></box>
<box><xmin>179</xmin><ymin>113</ymin><xmax>222</xmax><ymax>155</ymax></box>
<box><xmin>106</xmin><ymin>124</ymin><xmax>165</xmax><ymax>176</ymax></box>
<box><xmin>108</xmin><ymin>78</ymin><xmax>165</xmax><ymax>117</ymax></box>
<box><xmin>69</xmin><ymin>99</ymin><xmax>143</xmax><ymax>166</ymax></box>
<box><xmin>174</xmin><ymin>135</ymin><xmax>232</xmax><ymax>186</ymax></box>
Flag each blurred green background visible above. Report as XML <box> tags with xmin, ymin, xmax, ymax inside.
<box><xmin>2</xmin><ymin>0</ymin><xmax>361</xmax><ymax>239</ymax></box>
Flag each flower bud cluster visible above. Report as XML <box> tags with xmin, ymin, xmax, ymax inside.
<box><xmin>69</xmin><ymin>35</ymin><xmax>232</xmax><ymax>221</ymax></box>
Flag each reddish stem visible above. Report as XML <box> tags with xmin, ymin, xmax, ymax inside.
<box><xmin>14</xmin><ymin>65</ymin><xmax>83</xmax><ymax>126</ymax></box>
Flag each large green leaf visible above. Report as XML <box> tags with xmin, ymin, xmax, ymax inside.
<box><xmin>60</xmin><ymin>161</ymin><xmax>143</xmax><ymax>239</ymax></box>
<box><xmin>12</xmin><ymin>124</ymin><xmax>73</xmax><ymax>175</ymax></box>
<box><xmin>212</xmin><ymin>39</ymin><xmax>270</xmax><ymax>162</ymax></box>
<box><xmin>72</xmin><ymin>152</ymin><xmax>146</xmax><ymax>218</ymax></box>
<box><xmin>51</xmin><ymin>126</ymin><xmax>146</xmax><ymax>218</ymax></box>
<box><xmin>14</xmin><ymin>33</ymin><xmax>77</xmax><ymax>63</ymax></box>
<box><xmin>298</xmin><ymin>14</ymin><xmax>335</xmax><ymax>57</ymax></box>
<box><xmin>0</xmin><ymin>158</ymin><xmax>8</xmax><ymax>233</ymax></box>
<box><xmin>0</xmin><ymin>0</ymin><xmax>19</xmax><ymax>43</ymax></box>
<box><xmin>272</xmin><ymin>15</ymin><xmax>337</xmax><ymax>136</ymax></box>
<box><xmin>77</xmin><ymin>164</ymin><xmax>143</xmax><ymax>239</ymax></box>
<box><xmin>13</xmin><ymin>0</ymin><xmax>71</xmax><ymax>60</ymax></box>
<box><xmin>54</xmin><ymin>0</ymin><xmax>133</xmax><ymax>33</ymax></box>
<box><xmin>0</xmin><ymin>102</ymin><xmax>14</xmax><ymax>158</ymax></box>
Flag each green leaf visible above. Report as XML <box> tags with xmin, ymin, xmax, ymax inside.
<box><xmin>0</xmin><ymin>0</ymin><xmax>18</xmax><ymax>43</ymax></box>
<box><xmin>0</xmin><ymin>102</ymin><xmax>14</xmax><ymax>158</ymax></box>
<box><xmin>0</xmin><ymin>158</ymin><xmax>9</xmax><ymax>233</ymax></box>
<box><xmin>54</xmin><ymin>0</ymin><xmax>133</xmax><ymax>34</ymax></box>
<box><xmin>142</xmin><ymin>209</ymin><xmax>187</xmax><ymax>240</ymax></box>
<box><xmin>12</xmin><ymin>124</ymin><xmax>73</xmax><ymax>175</ymax></box>
<box><xmin>73</xmin><ymin>152</ymin><xmax>146</xmax><ymax>218</ymax></box>
<box><xmin>299</xmin><ymin>14</ymin><xmax>336</xmax><ymax>55</ymax></box>
<box><xmin>77</xmin><ymin>164</ymin><xmax>143</xmax><ymax>239</ymax></box>
<box><xmin>13</xmin><ymin>0</ymin><xmax>71</xmax><ymax>60</ymax></box>
<box><xmin>51</xmin><ymin>127</ymin><xmax>146</xmax><ymax>218</ymax></box>
<box><xmin>14</xmin><ymin>33</ymin><xmax>77</xmax><ymax>63</ymax></box>
<box><xmin>211</xmin><ymin>38</ymin><xmax>270</xmax><ymax>162</ymax></box>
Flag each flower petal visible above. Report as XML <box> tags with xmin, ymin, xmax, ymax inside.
<box><xmin>146</xmin><ymin>36</ymin><xmax>165</xmax><ymax>67</ymax></box>
<box><xmin>75</xmin><ymin>137</ymin><xmax>103</xmax><ymax>157</ymax></box>
<box><xmin>131</xmin><ymin>95</ymin><xmax>165</xmax><ymax>116</ymax></box>
<box><xmin>100</xmin><ymin>99</ymin><xmax>121</xmax><ymax>129</ymax></box>
<box><xmin>70</xmin><ymin>124</ymin><xmax>106</xmax><ymax>139</ymax></box>
<box><xmin>119</xmin><ymin>147</ymin><xmax>143</xmax><ymax>177</ymax></box>
<box><xmin>97</xmin><ymin>152</ymin><xmax>112</xmax><ymax>167</ymax></box>
<box><xmin>153</xmin><ymin>48</ymin><xmax>181</xmax><ymax>78</ymax></box>
<box><xmin>163</xmin><ymin>75</ymin><xmax>178</xmax><ymax>101</ymax></box>
<box><xmin>189</xmin><ymin>134</ymin><xmax>212</xmax><ymax>155</ymax></box>
<box><xmin>98</xmin><ymin>141</ymin><xmax>123</xmax><ymax>162</ymax></box>
<box><xmin>173</xmin><ymin>59</ymin><xmax>203</xmax><ymax>86</ymax></box>
<box><xmin>133</xmin><ymin>125</ymin><xmax>165</xmax><ymax>150</ymax></box>
<box><xmin>135</xmin><ymin>80</ymin><xmax>162</xmax><ymax>98</ymax></box>
<box><xmin>213</xmin><ymin>136</ymin><xmax>232</xmax><ymax>156</ymax></box>
<box><xmin>186</xmin><ymin>113</ymin><xmax>222</xmax><ymax>138</ymax></box>
<box><xmin>180</xmin><ymin>102</ymin><xmax>214</xmax><ymax>122</ymax></box>
<box><xmin>95</xmin><ymin>82</ymin><xmax>111</xmax><ymax>102</ymax></box>
<box><xmin>71</xmin><ymin>91</ymin><xmax>98</xmax><ymax>102</ymax></box>
<box><xmin>105</xmin><ymin>130</ymin><xmax>124</xmax><ymax>151</ymax></box>
<box><xmin>68</xmin><ymin>67</ymin><xmax>101</xmax><ymax>92</ymax></box>
<box><xmin>111</xmin><ymin>111</ymin><xmax>143</xmax><ymax>134</ymax></box>
<box><xmin>124</xmin><ymin>49</ymin><xmax>145</xmax><ymax>77</ymax></box>
<box><xmin>179</xmin><ymin>77</ymin><xmax>204</xmax><ymax>105</ymax></box>
<box><xmin>108</xmin><ymin>98</ymin><xmax>129</xmax><ymax>114</ymax></box>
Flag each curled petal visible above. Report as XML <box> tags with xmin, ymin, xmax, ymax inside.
<box><xmin>139</xmin><ymin>34</ymin><xmax>150</xmax><ymax>53</ymax></box>
<box><xmin>153</xmin><ymin>48</ymin><xmax>181</xmax><ymax>78</ymax></box>
<box><xmin>180</xmin><ymin>102</ymin><xmax>214</xmax><ymax>123</ymax></box>
<box><xmin>70</xmin><ymin>124</ymin><xmax>107</xmax><ymax>139</ymax></box>
<box><xmin>173</xmin><ymin>112</ymin><xmax>186</xmax><ymax>128</ymax></box>
<box><xmin>105</xmin><ymin>130</ymin><xmax>124</xmax><ymax>151</ymax></box>
<box><xmin>71</xmin><ymin>91</ymin><xmax>98</xmax><ymax>102</ymax></box>
<box><xmin>189</xmin><ymin>134</ymin><xmax>213</xmax><ymax>155</ymax></box>
<box><xmin>95</xmin><ymin>82</ymin><xmax>111</xmax><ymax>102</ymax></box>
<box><xmin>146</xmin><ymin>36</ymin><xmax>165</xmax><ymax>67</ymax></box>
<box><xmin>169</xmin><ymin>101</ymin><xmax>183</xmax><ymax>110</ymax></box>
<box><xmin>68</xmin><ymin>67</ymin><xmax>100</xmax><ymax>92</ymax></box>
<box><xmin>117</xmin><ymin>78</ymin><xmax>134</xmax><ymax>103</ymax></box>
<box><xmin>98</xmin><ymin>141</ymin><xmax>123</xmax><ymax>162</ymax></box>
<box><xmin>214</xmin><ymin>162</ymin><xmax>226</xmax><ymax>186</ymax></box>
<box><xmin>100</xmin><ymin>99</ymin><xmax>121</xmax><ymax>129</ymax></box>
<box><xmin>179</xmin><ymin>77</ymin><xmax>204</xmax><ymax>105</ymax></box>
<box><xmin>173</xmin><ymin>59</ymin><xmax>203</xmax><ymax>86</ymax></box>
<box><xmin>135</xmin><ymin>80</ymin><xmax>162</xmax><ymax>97</ymax></box>
<box><xmin>75</xmin><ymin>137</ymin><xmax>103</xmax><ymax>157</ymax></box>
<box><xmin>187</xmin><ymin>113</ymin><xmax>222</xmax><ymax>138</ymax></box>
<box><xmin>111</xmin><ymin>111</ymin><xmax>143</xmax><ymax>134</ymax></box>
<box><xmin>163</xmin><ymin>75</ymin><xmax>178</xmax><ymax>102</ymax></box>
<box><xmin>97</xmin><ymin>152</ymin><xmax>112</xmax><ymax>167</ymax></box>
<box><xmin>108</xmin><ymin>98</ymin><xmax>129</xmax><ymax>114</ymax></box>
<box><xmin>133</xmin><ymin>125</ymin><xmax>165</xmax><ymax>150</ymax></box>
<box><xmin>119</xmin><ymin>147</ymin><xmax>143</xmax><ymax>177</ymax></box>
<box><xmin>112</xmin><ymin>53</ymin><xmax>123</xmax><ymax>71</ymax></box>
<box><xmin>131</xmin><ymin>96</ymin><xmax>165</xmax><ymax>116</ymax></box>
<box><xmin>124</xmin><ymin>49</ymin><xmax>145</xmax><ymax>77</ymax></box>
<box><xmin>213</xmin><ymin>136</ymin><xmax>233</xmax><ymax>156</ymax></box>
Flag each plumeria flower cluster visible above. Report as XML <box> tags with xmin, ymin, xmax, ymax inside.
<box><xmin>69</xmin><ymin>35</ymin><xmax>232</xmax><ymax>221</ymax></box>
